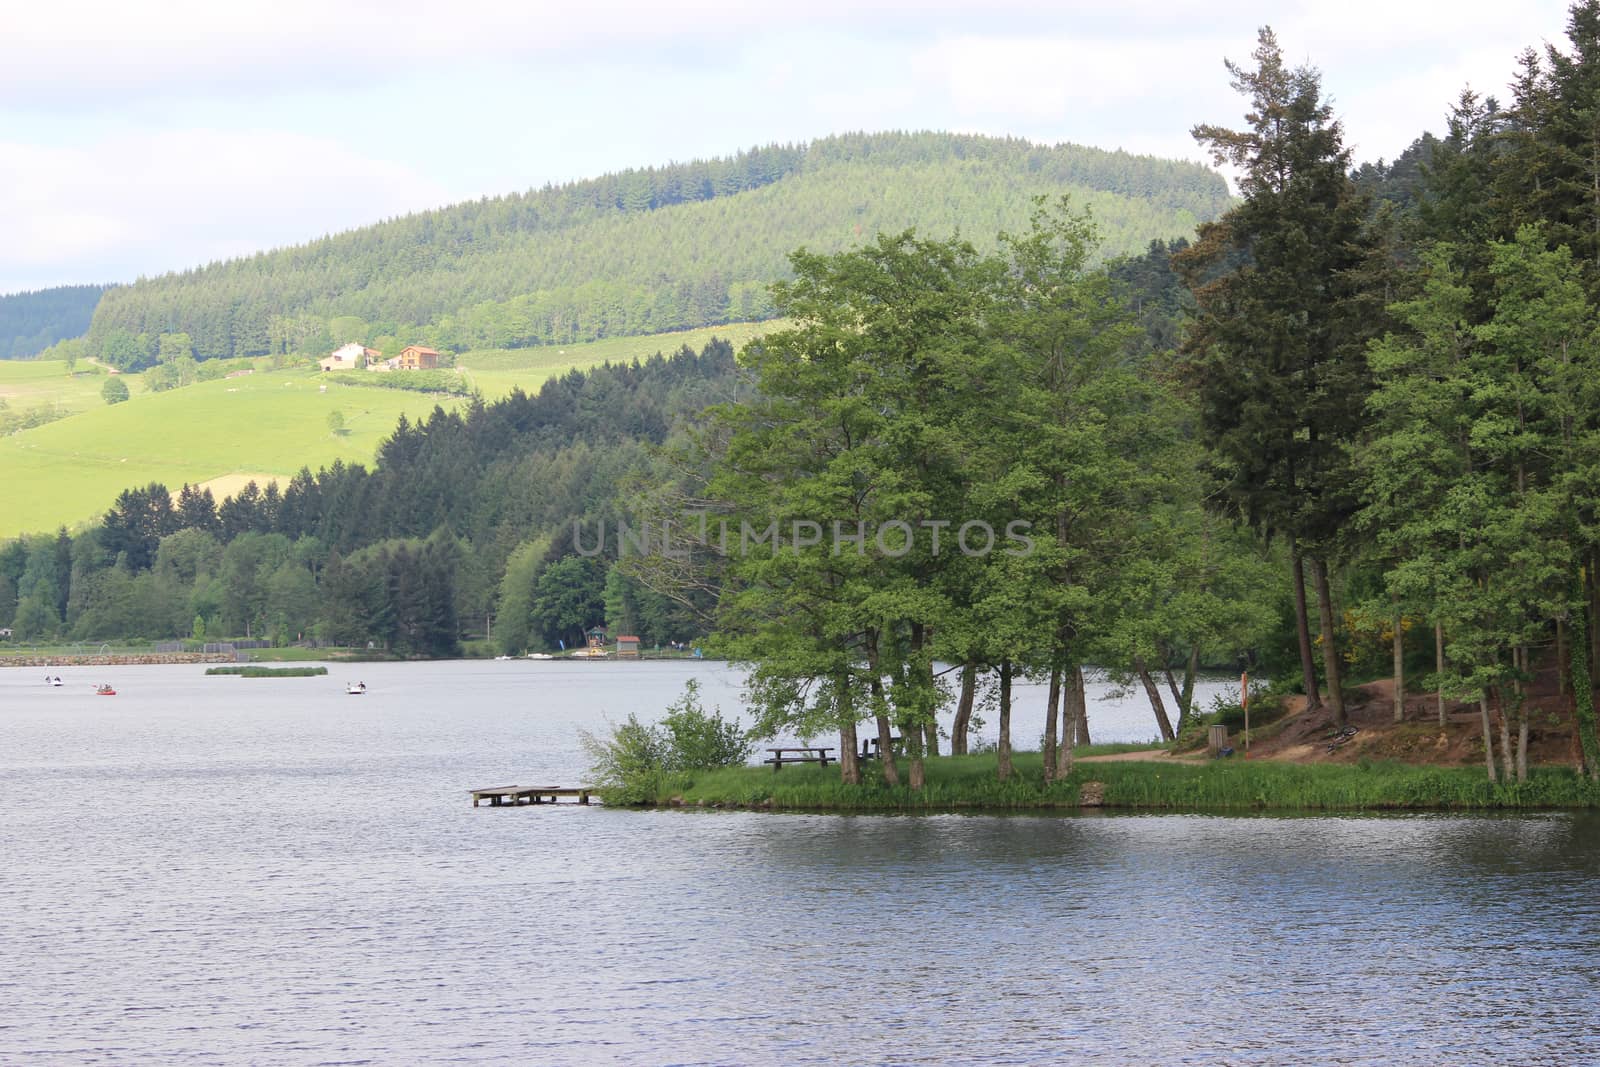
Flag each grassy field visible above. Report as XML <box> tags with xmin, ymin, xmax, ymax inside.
<box><xmin>456</xmin><ymin>321</ymin><xmax>778</xmax><ymax>400</ymax></box>
<box><xmin>652</xmin><ymin>751</ymin><xmax>1600</xmax><ymax>812</ymax></box>
<box><xmin>0</xmin><ymin>368</ymin><xmax>433</xmax><ymax>537</ymax></box>
<box><xmin>0</xmin><ymin>322</ymin><xmax>775</xmax><ymax>538</ymax></box>
<box><xmin>0</xmin><ymin>360</ymin><xmax>126</xmax><ymax>415</ymax></box>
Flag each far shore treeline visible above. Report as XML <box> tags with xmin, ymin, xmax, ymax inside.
<box><xmin>7</xmin><ymin>10</ymin><xmax>1600</xmax><ymax>791</ymax></box>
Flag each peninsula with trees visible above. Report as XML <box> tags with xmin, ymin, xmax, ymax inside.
<box><xmin>8</xmin><ymin>9</ymin><xmax>1600</xmax><ymax>810</ymax></box>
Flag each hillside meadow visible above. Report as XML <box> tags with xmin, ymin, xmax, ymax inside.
<box><xmin>0</xmin><ymin>359</ymin><xmax>119</xmax><ymax>415</ymax></box>
<box><xmin>0</xmin><ymin>324</ymin><xmax>775</xmax><ymax>538</ymax></box>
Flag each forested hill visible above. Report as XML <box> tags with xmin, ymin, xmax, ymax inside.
<box><xmin>0</xmin><ymin>285</ymin><xmax>109</xmax><ymax>359</ymax></box>
<box><xmin>84</xmin><ymin>132</ymin><xmax>1229</xmax><ymax>367</ymax></box>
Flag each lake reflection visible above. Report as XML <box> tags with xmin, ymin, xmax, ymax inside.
<box><xmin>1</xmin><ymin>662</ymin><xmax>1596</xmax><ymax>1064</ymax></box>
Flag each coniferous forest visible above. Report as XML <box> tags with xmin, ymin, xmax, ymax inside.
<box><xmin>71</xmin><ymin>132</ymin><xmax>1227</xmax><ymax>369</ymax></box>
<box><xmin>8</xmin><ymin>9</ymin><xmax>1600</xmax><ymax>792</ymax></box>
<box><xmin>0</xmin><ymin>285</ymin><xmax>108</xmax><ymax>359</ymax></box>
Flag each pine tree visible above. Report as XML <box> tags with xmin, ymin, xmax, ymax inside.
<box><xmin>1178</xmin><ymin>27</ymin><xmax>1392</xmax><ymax>724</ymax></box>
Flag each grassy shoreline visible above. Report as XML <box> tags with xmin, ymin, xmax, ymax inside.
<box><xmin>652</xmin><ymin>751</ymin><xmax>1600</xmax><ymax>812</ymax></box>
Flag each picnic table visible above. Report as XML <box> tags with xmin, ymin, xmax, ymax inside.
<box><xmin>858</xmin><ymin>735</ymin><xmax>903</xmax><ymax>760</ymax></box>
<box><xmin>764</xmin><ymin>746</ymin><xmax>835</xmax><ymax>771</ymax></box>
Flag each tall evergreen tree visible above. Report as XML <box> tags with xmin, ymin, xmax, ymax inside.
<box><xmin>1177</xmin><ymin>27</ymin><xmax>1392</xmax><ymax>723</ymax></box>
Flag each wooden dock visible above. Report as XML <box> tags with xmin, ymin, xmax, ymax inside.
<box><xmin>470</xmin><ymin>785</ymin><xmax>594</xmax><ymax>807</ymax></box>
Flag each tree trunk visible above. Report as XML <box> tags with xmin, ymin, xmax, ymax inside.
<box><xmin>1311</xmin><ymin>557</ymin><xmax>1345</xmax><ymax>726</ymax></box>
<box><xmin>837</xmin><ymin>678</ymin><xmax>861</xmax><ymax>785</ymax></box>
<box><xmin>951</xmin><ymin>660</ymin><xmax>976</xmax><ymax>756</ymax></box>
<box><xmin>1392</xmin><ymin>610</ymin><xmax>1405</xmax><ymax>724</ymax></box>
<box><xmin>1178</xmin><ymin>645</ymin><xmax>1199</xmax><ymax>733</ymax></box>
<box><xmin>1516</xmin><ymin>708</ymin><xmax>1529</xmax><ymax>785</ymax></box>
<box><xmin>906</xmin><ymin>720</ymin><xmax>926</xmax><ymax>791</ymax></box>
<box><xmin>913</xmin><ymin>622</ymin><xmax>937</xmax><ymax>766</ymax></box>
<box><xmin>1056</xmin><ymin>664</ymin><xmax>1080</xmax><ymax>779</ymax></box>
<box><xmin>1566</xmin><ymin>605</ymin><xmax>1600</xmax><ymax>781</ymax></box>
<box><xmin>1557</xmin><ymin>617</ymin><xmax>1568</xmax><ymax>698</ymax></box>
<box><xmin>997</xmin><ymin>660</ymin><xmax>1013</xmax><ymax>781</ymax></box>
<box><xmin>876</xmin><ymin>711</ymin><xmax>899</xmax><ymax>787</ymax></box>
<box><xmin>1163</xmin><ymin>661</ymin><xmax>1182</xmax><ymax>712</ymax></box>
<box><xmin>869</xmin><ymin>674</ymin><xmax>899</xmax><ymax>787</ymax></box>
<box><xmin>1590</xmin><ymin>552</ymin><xmax>1600</xmax><ymax>681</ymax></box>
<box><xmin>1291</xmin><ymin>545</ymin><xmax>1323</xmax><ymax>711</ymax></box>
<box><xmin>1435</xmin><ymin>621</ymin><xmax>1447</xmax><ymax>728</ymax></box>
<box><xmin>1042</xmin><ymin>665</ymin><xmax>1062</xmax><ymax>784</ymax></box>
<box><xmin>1514</xmin><ymin>650</ymin><xmax>1529</xmax><ymax>785</ymax></box>
<box><xmin>1136</xmin><ymin>657</ymin><xmax>1176</xmax><ymax>741</ymax></box>
<box><xmin>1497</xmin><ymin>688</ymin><xmax>1514</xmax><ymax>785</ymax></box>
<box><xmin>1072</xmin><ymin>666</ymin><xmax>1090</xmax><ymax>747</ymax></box>
<box><xmin>1479</xmin><ymin>694</ymin><xmax>1497</xmax><ymax>783</ymax></box>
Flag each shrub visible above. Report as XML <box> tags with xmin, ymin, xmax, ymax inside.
<box><xmin>580</xmin><ymin>713</ymin><xmax>669</xmax><ymax>805</ymax></box>
<box><xmin>659</xmin><ymin>679</ymin><xmax>751</xmax><ymax>772</ymax></box>
<box><xmin>581</xmin><ymin>680</ymin><xmax>750</xmax><ymax>803</ymax></box>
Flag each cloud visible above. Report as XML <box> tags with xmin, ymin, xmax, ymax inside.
<box><xmin>0</xmin><ymin>0</ymin><xmax>1579</xmax><ymax>292</ymax></box>
<box><xmin>0</xmin><ymin>130</ymin><xmax>447</xmax><ymax>290</ymax></box>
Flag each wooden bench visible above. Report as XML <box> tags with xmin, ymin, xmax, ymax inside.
<box><xmin>764</xmin><ymin>746</ymin><xmax>835</xmax><ymax>772</ymax></box>
<box><xmin>469</xmin><ymin>785</ymin><xmax>594</xmax><ymax>806</ymax></box>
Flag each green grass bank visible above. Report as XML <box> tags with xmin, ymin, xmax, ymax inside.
<box><xmin>651</xmin><ymin>751</ymin><xmax>1600</xmax><ymax>812</ymax></box>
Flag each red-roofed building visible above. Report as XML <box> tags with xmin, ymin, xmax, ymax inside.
<box><xmin>398</xmin><ymin>345</ymin><xmax>441</xmax><ymax>370</ymax></box>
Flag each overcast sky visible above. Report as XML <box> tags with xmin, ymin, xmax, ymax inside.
<box><xmin>0</xmin><ymin>0</ymin><xmax>1575</xmax><ymax>294</ymax></box>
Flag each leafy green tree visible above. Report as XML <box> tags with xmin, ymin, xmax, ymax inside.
<box><xmin>530</xmin><ymin>556</ymin><xmax>604</xmax><ymax>650</ymax></box>
<box><xmin>710</xmin><ymin>230</ymin><xmax>1003</xmax><ymax>788</ymax></box>
<box><xmin>1363</xmin><ymin>228</ymin><xmax>1598</xmax><ymax>780</ymax></box>
<box><xmin>12</xmin><ymin>589</ymin><xmax>60</xmax><ymax>639</ymax></box>
<box><xmin>101</xmin><ymin>376</ymin><xmax>129</xmax><ymax>405</ymax></box>
<box><xmin>157</xmin><ymin>333</ymin><xmax>193</xmax><ymax>362</ymax></box>
<box><xmin>493</xmin><ymin>537</ymin><xmax>550</xmax><ymax>654</ymax></box>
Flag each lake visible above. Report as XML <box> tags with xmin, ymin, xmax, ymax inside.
<box><xmin>2</xmin><ymin>661</ymin><xmax>1597</xmax><ymax>1064</ymax></box>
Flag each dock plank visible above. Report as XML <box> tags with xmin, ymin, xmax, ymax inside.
<box><xmin>470</xmin><ymin>785</ymin><xmax>595</xmax><ymax>807</ymax></box>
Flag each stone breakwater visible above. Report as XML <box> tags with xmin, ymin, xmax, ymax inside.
<box><xmin>1</xmin><ymin>653</ymin><xmax>239</xmax><ymax>667</ymax></box>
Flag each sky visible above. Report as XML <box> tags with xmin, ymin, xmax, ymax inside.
<box><xmin>0</xmin><ymin>0</ymin><xmax>1576</xmax><ymax>295</ymax></box>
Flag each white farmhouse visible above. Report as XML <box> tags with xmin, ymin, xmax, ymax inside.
<box><xmin>319</xmin><ymin>343</ymin><xmax>381</xmax><ymax>372</ymax></box>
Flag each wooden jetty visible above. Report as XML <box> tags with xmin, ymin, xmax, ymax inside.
<box><xmin>469</xmin><ymin>784</ymin><xmax>594</xmax><ymax>807</ymax></box>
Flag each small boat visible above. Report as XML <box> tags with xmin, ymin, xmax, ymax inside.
<box><xmin>46</xmin><ymin>676</ymin><xmax>63</xmax><ymax>687</ymax></box>
<box><xmin>494</xmin><ymin>655</ymin><xmax>513</xmax><ymax>661</ymax></box>
<box><xmin>95</xmin><ymin>684</ymin><xmax>116</xmax><ymax>696</ymax></box>
<box><xmin>527</xmin><ymin>653</ymin><xmax>555</xmax><ymax>660</ymax></box>
<box><xmin>346</xmin><ymin>682</ymin><xmax>367</xmax><ymax>695</ymax></box>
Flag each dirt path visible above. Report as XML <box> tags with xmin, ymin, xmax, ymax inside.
<box><xmin>1076</xmin><ymin>749</ymin><xmax>1194</xmax><ymax>763</ymax></box>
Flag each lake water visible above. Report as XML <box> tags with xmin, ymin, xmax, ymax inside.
<box><xmin>2</xmin><ymin>661</ymin><xmax>1597</xmax><ymax>1065</ymax></box>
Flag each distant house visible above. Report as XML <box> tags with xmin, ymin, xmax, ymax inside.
<box><xmin>397</xmin><ymin>345</ymin><xmax>441</xmax><ymax>370</ymax></box>
<box><xmin>319</xmin><ymin>342</ymin><xmax>381</xmax><ymax>372</ymax></box>
<box><xmin>366</xmin><ymin>356</ymin><xmax>399</xmax><ymax>373</ymax></box>
<box><xmin>616</xmin><ymin>635</ymin><xmax>641</xmax><ymax>658</ymax></box>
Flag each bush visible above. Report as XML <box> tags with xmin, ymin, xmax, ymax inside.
<box><xmin>659</xmin><ymin>679</ymin><xmax>752</xmax><ymax>771</ymax></box>
<box><xmin>580</xmin><ymin>713</ymin><xmax>669</xmax><ymax>805</ymax></box>
<box><xmin>101</xmin><ymin>377</ymin><xmax>129</xmax><ymax>405</ymax></box>
<box><xmin>581</xmin><ymin>680</ymin><xmax>750</xmax><ymax>803</ymax></box>
<box><xmin>337</xmin><ymin>370</ymin><xmax>471</xmax><ymax>395</ymax></box>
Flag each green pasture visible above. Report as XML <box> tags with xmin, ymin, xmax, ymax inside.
<box><xmin>0</xmin><ymin>323</ymin><xmax>776</xmax><ymax>538</ymax></box>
